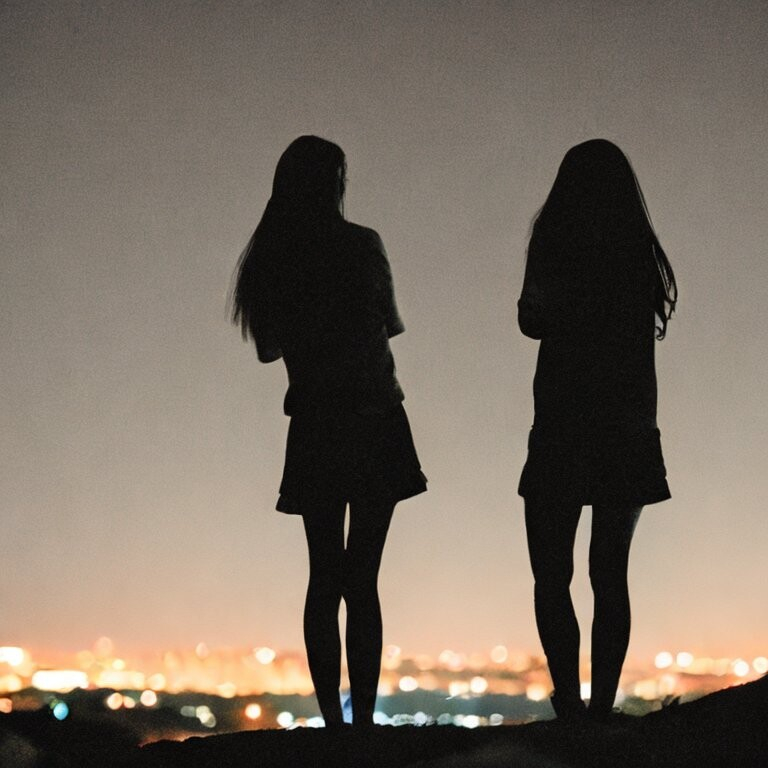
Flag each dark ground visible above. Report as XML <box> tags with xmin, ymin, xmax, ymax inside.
<box><xmin>1</xmin><ymin>676</ymin><xmax>766</xmax><ymax>767</ymax></box>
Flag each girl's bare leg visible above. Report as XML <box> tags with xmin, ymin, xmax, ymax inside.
<box><xmin>302</xmin><ymin>502</ymin><xmax>347</xmax><ymax>726</ymax></box>
<box><xmin>588</xmin><ymin>505</ymin><xmax>642</xmax><ymax>718</ymax></box>
<box><xmin>524</xmin><ymin>500</ymin><xmax>585</xmax><ymax>718</ymax></box>
<box><xmin>344</xmin><ymin>499</ymin><xmax>394</xmax><ymax>726</ymax></box>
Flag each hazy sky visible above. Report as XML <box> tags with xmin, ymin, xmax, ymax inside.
<box><xmin>2</xmin><ymin>0</ymin><xmax>767</xmax><ymax>664</ymax></box>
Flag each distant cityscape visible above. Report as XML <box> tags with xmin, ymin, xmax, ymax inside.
<box><xmin>1</xmin><ymin>639</ymin><xmax>765</xmax><ymax>732</ymax></box>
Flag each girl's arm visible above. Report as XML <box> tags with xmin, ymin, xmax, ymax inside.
<box><xmin>254</xmin><ymin>322</ymin><xmax>282</xmax><ymax>363</ymax></box>
<box><xmin>251</xmin><ymin>275</ymin><xmax>282</xmax><ymax>363</ymax></box>
<box><xmin>518</xmin><ymin>232</ymin><xmax>546</xmax><ymax>339</ymax></box>
<box><xmin>371</xmin><ymin>231</ymin><xmax>405</xmax><ymax>338</ymax></box>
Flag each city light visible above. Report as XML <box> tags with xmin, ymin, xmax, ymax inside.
<box><xmin>439</xmin><ymin>650</ymin><xmax>466</xmax><ymax>671</ymax></box>
<box><xmin>106</xmin><ymin>693</ymin><xmax>124</xmax><ymax>710</ymax></box>
<box><xmin>140</xmin><ymin>690</ymin><xmax>158</xmax><ymax>707</ymax></box>
<box><xmin>0</xmin><ymin>640</ymin><xmax>763</xmax><ymax>720</ymax></box>
<box><xmin>195</xmin><ymin>643</ymin><xmax>210</xmax><ymax>659</ymax></box>
<box><xmin>383</xmin><ymin>645</ymin><xmax>402</xmax><ymax>670</ymax></box>
<box><xmin>490</xmin><ymin>645</ymin><xmax>508</xmax><ymax>664</ymax></box>
<box><xmin>416</xmin><ymin>673</ymin><xmax>438</xmax><ymax>691</ymax></box>
<box><xmin>147</xmin><ymin>673</ymin><xmax>166</xmax><ymax>691</ymax></box>
<box><xmin>525</xmin><ymin>683</ymin><xmax>548</xmax><ymax>702</ymax></box>
<box><xmin>254</xmin><ymin>647</ymin><xmax>276</xmax><ymax>665</ymax></box>
<box><xmin>50</xmin><ymin>700</ymin><xmax>69</xmax><ymax>721</ymax></box>
<box><xmin>196</xmin><ymin>705</ymin><xmax>216</xmax><ymax>728</ymax></box>
<box><xmin>448</xmin><ymin>680</ymin><xmax>469</xmax><ymax>697</ymax></box>
<box><xmin>0</xmin><ymin>675</ymin><xmax>22</xmax><ymax>693</ymax></box>
<box><xmin>632</xmin><ymin>679</ymin><xmax>659</xmax><ymax>700</ymax></box>
<box><xmin>217</xmin><ymin>682</ymin><xmax>237</xmax><ymax>698</ymax></box>
<box><xmin>658</xmin><ymin>675</ymin><xmax>677</xmax><ymax>697</ymax></box>
<box><xmin>732</xmin><ymin>659</ymin><xmax>750</xmax><ymax>678</ymax></box>
<box><xmin>122</xmin><ymin>696</ymin><xmax>137</xmax><ymax>710</ymax></box>
<box><xmin>98</xmin><ymin>669</ymin><xmax>145</xmax><ymax>690</ymax></box>
<box><xmin>0</xmin><ymin>647</ymin><xmax>25</xmax><ymax>667</ymax></box>
<box><xmin>94</xmin><ymin>637</ymin><xmax>114</xmax><ymax>658</ymax></box>
<box><xmin>31</xmin><ymin>670</ymin><xmax>88</xmax><ymax>693</ymax></box>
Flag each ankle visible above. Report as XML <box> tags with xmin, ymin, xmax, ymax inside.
<box><xmin>550</xmin><ymin>692</ymin><xmax>587</xmax><ymax>720</ymax></box>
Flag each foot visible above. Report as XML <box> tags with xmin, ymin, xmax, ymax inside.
<box><xmin>587</xmin><ymin>706</ymin><xmax>635</xmax><ymax>724</ymax></box>
<box><xmin>550</xmin><ymin>692</ymin><xmax>587</xmax><ymax>722</ymax></box>
<box><xmin>324</xmin><ymin>720</ymin><xmax>351</xmax><ymax>731</ymax></box>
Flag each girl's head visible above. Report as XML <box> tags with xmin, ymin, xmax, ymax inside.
<box><xmin>270</xmin><ymin>135</ymin><xmax>347</xmax><ymax>216</ymax></box>
<box><xmin>534</xmin><ymin>138</ymin><xmax>677</xmax><ymax>338</ymax></box>
<box><xmin>232</xmin><ymin>136</ymin><xmax>347</xmax><ymax>341</ymax></box>
<box><xmin>538</xmin><ymin>139</ymin><xmax>649</xmax><ymax>243</ymax></box>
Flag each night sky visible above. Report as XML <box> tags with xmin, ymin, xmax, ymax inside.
<box><xmin>2</xmin><ymin>0</ymin><xmax>767</xmax><ymax>662</ymax></box>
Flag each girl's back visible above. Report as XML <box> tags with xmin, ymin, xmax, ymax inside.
<box><xmin>257</xmin><ymin>219</ymin><xmax>405</xmax><ymax>416</ymax></box>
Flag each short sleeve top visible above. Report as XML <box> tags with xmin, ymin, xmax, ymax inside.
<box><xmin>518</xmin><ymin>228</ymin><xmax>659</xmax><ymax>442</ymax></box>
<box><xmin>252</xmin><ymin>219</ymin><xmax>406</xmax><ymax>416</ymax></box>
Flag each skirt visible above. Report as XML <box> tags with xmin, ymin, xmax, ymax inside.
<box><xmin>276</xmin><ymin>403</ymin><xmax>427</xmax><ymax>515</ymax></box>
<box><xmin>518</xmin><ymin>428</ymin><xmax>670</xmax><ymax>506</ymax></box>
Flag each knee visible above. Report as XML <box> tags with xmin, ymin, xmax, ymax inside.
<box><xmin>588</xmin><ymin>560</ymin><xmax>626</xmax><ymax>598</ymax></box>
<box><xmin>308</xmin><ymin>569</ymin><xmax>343</xmax><ymax>602</ymax></box>
<box><xmin>342</xmin><ymin>572</ymin><xmax>378</xmax><ymax>608</ymax></box>
<box><xmin>532</xmin><ymin>562</ymin><xmax>574</xmax><ymax>596</ymax></box>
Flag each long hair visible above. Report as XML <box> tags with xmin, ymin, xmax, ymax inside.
<box><xmin>532</xmin><ymin>139</ymin><xmax>677</xmax><ymax>339</ymax></box>
<box><xmin>231</xmin><ymin>135</ymin><xmax>347</xmax><ymax>342</ymax></box>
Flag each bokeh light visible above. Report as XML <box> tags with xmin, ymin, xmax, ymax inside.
<box><xmin>254</xmin><ymin>647</ymin><xmax>276</xmax><ymax>665</ymax></box>
<box><xmin>106</xmin><ymin>692</ymin><xmax>123</xmax><ymax>710</ymax></box>
<box><xmin>448</xmin><ymin>680</ymin><xmax>469</xmax><ymax>697</ymax></box>
<box><xmin>195</xmin><ymin>643</ymin><xmax>210</xmax><ymax>660</ymax></box>
<box><xmin>32</xmin><ymin>670</ymin><xmax>88</xmax><ymax>693</ymax></box>
<box><xmin>0</xmin><ymin>647</ymin><xmax>25</xmax><ymax>667</ymax></box>
<box><xmin>147</xmin><ymin>673</ymin><xmax>166</xmax><ymax>691</ymax></box>
<box><xmin>732</xmin><ymin>659</ymin><xmax>750</xmax><ymax>678</ymax></box>
<box><xmin>217</xmin><ymin>682</ymin><xmax>237</xmax><ymax>699</ymax></box>
<box><xmin>525</xmin><ymin>683</ymin><xmax>548</xmax><ymax>702</ymax></box>
<box><xmin>0</xmin><ymin>675</ymin><xmax>23</xmax><ymax>693</ymax></box>
<box><xmin>94</xmin><ymin>637</ymin><xmax>114</xmax><ymax>658</ymax></box>
<box><xmin>382</xmin><ymin>645</ymin><xmax>402</xmax><ymax>670</ymax></box>
<box><xmin>140</xmin><ymin>690</ymin><xmax>158</xmax><ymax>707</ymax></box>
<box><xmin>490</xmin><ymin>645</ymin><xmax>508</xmax><ymax>664</ymax></box>
<box><xmin>51</xmin><ymin>700</ymin><xmax>69</xmax><ymax>721</ymax></box>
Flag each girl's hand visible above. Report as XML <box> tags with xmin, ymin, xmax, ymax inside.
<box><xmin>518</xmin><ymin>283</ymin><xmax>545</xmax><ymax>339</ymax></box>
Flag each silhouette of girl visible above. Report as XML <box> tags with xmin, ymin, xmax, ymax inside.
<box><xmin>518</xmin><ymin>139</ymin><xmax>677</xmax><ymax>721</ymax></box>
<box><xmin>232</xmin><ymin>136</ymin><xmax>426</xmax><ymax>727</ymax></box>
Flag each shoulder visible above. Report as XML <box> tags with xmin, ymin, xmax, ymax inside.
<box><xmin>340</xmin><ymin>221</ymin><xmax>386</xmax><ymax>254</ymax></box>
<box><xmin>338</xmin><ymin>222</ymin><xmax>391</xmax><ymax>282</ymax></box>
